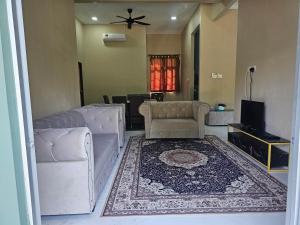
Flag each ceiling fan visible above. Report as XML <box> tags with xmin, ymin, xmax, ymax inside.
<box><xmin>111</xmin><ymin>8</ymin><xmax>150</xmax><ymax>29</ymax></box>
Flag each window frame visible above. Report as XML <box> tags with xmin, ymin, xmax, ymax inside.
<box><xmin>149</xmin><ymin>55</ymin><xmax>180</xmax><ymax>93</ymax></box>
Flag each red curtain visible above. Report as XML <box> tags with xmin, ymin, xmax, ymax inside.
<box><xmin>150</xmin><ymin>55</ymin><xmax>180</xmax><ymax>92</ymax></box>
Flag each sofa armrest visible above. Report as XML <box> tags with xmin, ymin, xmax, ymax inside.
<box><xmin>139</xmin><ymin>102</ymin><xmax>152</xmax><ymax>139</ymax></box>
<box><xmin>90</xmin><ymin>104</ymin><xmax>125</xmax><ymax>147</ymax></box>
<box><xmin>34</xmin><ymin>127</ymin><xmax>92</xmax><ymax>162</ymax></box>
<box><xmin>34</xmin><ymin>127</ymin><xmax>95</xmax><ymax>215</ymax></box>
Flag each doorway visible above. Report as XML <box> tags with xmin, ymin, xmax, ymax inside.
<box><xmin>5</xmin><ymin>1</ymin><xmax>300</xmax><ymax>225</ymax></box>
<box><xmin>78</xmin><ymin>62</ymin><xmax>85</xmax><ymax>106</ymax></box>
<box><xmin>193</xmin><ymin>26</ymin><xmax>200</xmax><ymax>101</ymax></box>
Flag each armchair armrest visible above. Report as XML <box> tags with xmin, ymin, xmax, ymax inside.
<box><xmin>139</xmin><ymin>102</ymin><xmax>152</xmax><ymax>139</ymax></box>
<box><xmin>34</xmin><ymin>127</ymin><xmax>92</xmax><ymax>162</ymax></box>
<box><xmin>193</xmin><ymin>102</ymin><xmax>210</xmax><ymax>139</ymax></box>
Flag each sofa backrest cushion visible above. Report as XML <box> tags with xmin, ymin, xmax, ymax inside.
<box><xmin>151</xmin><ymin>101</ymin><xmax>193</xmax><ymax>119</ymax></box>
<box><xmin>73</xmin><ymin>106</ymin><xmax>119</xmax><ymax>135</ymax></box>
<box><xmin>33</xmin><ymin>110</ymin><xmax>86</xmax><ymax>129</ymax></box>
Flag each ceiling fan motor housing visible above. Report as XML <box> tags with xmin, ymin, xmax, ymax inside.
<box><xmin>111</xmin><ymin>8</ymin><xmax>150</xmax><ymax>29</ymax></box>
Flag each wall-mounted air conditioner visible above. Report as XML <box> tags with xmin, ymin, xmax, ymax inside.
<box><xmin>102</xmin><ymin>33</ymin><xmax>127</xmax><ymax>42</ymax></box>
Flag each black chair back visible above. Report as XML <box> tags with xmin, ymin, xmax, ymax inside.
<box><xmin>103</xmin><ymin>95</ymin><xmax>110</xmax><ymax>104</ymax></box>
<box><xmin>127</xmin><ymin>94</ymin><xmax>150</xmax><ymax>117</ymax></box>
<box><xmin>151</xmin><ymin>92</ymin><xmax>164</xmax><ymax>102</ymax></box>
<box><xmin>112</xmin><ymin>96</ymin><xmax>127</xmax><ymax>104</ymax></box>
<box><xmin>127</xmin><ymin>94</ymin><xmax>150</xmax><ymax>129</ymax></box>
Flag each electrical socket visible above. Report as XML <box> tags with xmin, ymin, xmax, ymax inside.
<box><xmin>248</xmin><ymin>65</ymin><xmax>257</xmax><ymax>73</ymax></box>
<box><xmin>211</xmin><ymin>73</ymin><xmax>218</xmax><ymax>79</ymax></box>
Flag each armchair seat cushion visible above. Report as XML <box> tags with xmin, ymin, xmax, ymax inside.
<box><xmin>150</xmin><ymin>119</ymin><xmax>198</xmax><ymax>139</ymax></box>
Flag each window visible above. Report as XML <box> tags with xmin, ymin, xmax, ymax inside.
<box><xmin>150</xmin><ymin>55</ymin><xmax>180</xmax><ymax>92</ymax></box>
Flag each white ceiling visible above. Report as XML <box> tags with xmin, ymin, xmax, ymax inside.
<box><xmin>75</xmin><ymin>2</ymin><xmax>201</xmax><ymax>34</ymax></box>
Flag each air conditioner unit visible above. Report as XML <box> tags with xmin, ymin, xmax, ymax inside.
<box><xmin>102</xmin><ymin>33</ymin><xmax>127</xmax><ymax>42</ymax></box>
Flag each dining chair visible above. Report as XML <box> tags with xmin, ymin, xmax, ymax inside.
<box><xmin>103</xmin><ymin>95</ymin><xmax>110</xmax><ymax>104</ymax></box>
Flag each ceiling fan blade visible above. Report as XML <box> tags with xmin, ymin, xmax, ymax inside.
<box><xmin>110</xmin><ymin>20</ymin><xmax>126</xmax><ymax>24</ymax></box>
<box><xmin>116</xmin><ymin>16</ymin><xmax>128</xmax><ymax>20</ymax></box>
<box><xmin>135</xmin><ymin>21</ymin><xmax>150</xmax><ymax>26</ymax></box>
<box><xmin>132</xmin><ymin>15</ymin><xmax>145</xmax><ymax>20</ymax></box>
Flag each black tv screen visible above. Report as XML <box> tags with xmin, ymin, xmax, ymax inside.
<box><xmin>241</xmin><ymin>100</ymin><xmax>265</xmax><ymax>133</ymax></box>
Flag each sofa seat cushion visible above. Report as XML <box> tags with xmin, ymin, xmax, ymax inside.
<box><xmin>150</xmin><ymin>119</ymin><xmax>198</xmax><ymax>138</ymax></box>
<box><xmin>92</xmin><ymin>133</ymin><xmax>119</xmax><ymax>200</ymax></box>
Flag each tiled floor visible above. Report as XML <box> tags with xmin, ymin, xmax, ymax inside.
<box><xmin>41</xmin><ymin>127</ymin><xmax>288</xmax><ymax>225</ymax></box>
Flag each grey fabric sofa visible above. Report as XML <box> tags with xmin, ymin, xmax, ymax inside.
<box><xmin>139</xmin><ymin>101</ymin><xmax>210</xmax><ymax>139</ymax></box>
<box><xmin>33</xmin><ymin>106</ymin><xmax>120</xmax><ymax>215</ymax></box>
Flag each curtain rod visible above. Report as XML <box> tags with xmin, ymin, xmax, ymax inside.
<box><xmin>148</xmin><ymin>54</ymin><xmax>180</xmax><ymax>57</ymax></box>
<box><xmin>148</xmin><ymin>54</ymin><xmax>180</xmax><ymax>56</ymax></box>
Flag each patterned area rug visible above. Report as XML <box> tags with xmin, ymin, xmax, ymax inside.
<box><xmin>103</xmin><ymin>136</ymin><xmax>287</xmax><ymax>216</ymax></box>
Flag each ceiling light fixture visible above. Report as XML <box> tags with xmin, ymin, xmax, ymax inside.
<box><xmin>171</xmin><ymin>16</ymin><xmax>177</xmax><ymax>21</ymax></box>
<box><xmin>91</xmin><ymin>16</ymin><xmax>98</xmax><ymax>21</ymax></box>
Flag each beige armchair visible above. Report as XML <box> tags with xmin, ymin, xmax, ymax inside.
<box><xmin>139</xmin><ymin>101</ymin><xmax>210</xmax><ymax>139</ymax></box>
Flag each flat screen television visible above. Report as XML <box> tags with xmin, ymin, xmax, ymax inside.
<box><xmin>241</xmin><ymin>100</ymin><xmax>265</xmax><ymax>133</ymax></box>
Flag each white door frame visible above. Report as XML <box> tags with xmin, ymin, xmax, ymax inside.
<box><xmin>10</xmin><ymin>0</ymin><xmax>41</xmax><ymax>224</ymax></box>
<box><xmin>0</xmin><ymin>0</ymin><xmax>32</xmax><ymax>224</ymax></box>
<box><xmin>285</xmin><ymin>3</ymin><xmax>300</xmax><ymax>225</ymax></box>
<box><xmin>2</xmin><ymin>0</ymin><xmax>40</xmax><ymax>225</ymax></box>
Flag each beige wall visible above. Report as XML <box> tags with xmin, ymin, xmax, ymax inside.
<box><xmin>235</xmin><ymin>0</ymin><xmax>299</xmax><ymax>139</ymax></box>
<box><xmin>75</xmin><ymin>19</ymin><xmax>84</xmax><ymax>62</ymax></box>
<box><xmin>146</xmin><ymin>34</ymin><xmax>182</xmax><ymax>100</ymax></box>
<box><xmin>181</xmin><ymin>5</ymin><xmax>237</xmax><ymax>108</ymax></box>
<box><xmin>147</xmin><ymin>34</ymin><xmax>181</xmax><ymax>55</ymax></box>
<box><xmin>23</xmin><ymin>0</ymin><xmax>80</xmax><ymax>119</ymax></box>
<box><xmin>200</xmin><ymin>6</ymin><xmax>237</xmax><ymax>108</ymax></box>
<box><xmin>80</xmin><ymin>25</ymin><xmax>147</xmax><ymax>104</ymax></box>
<box><xmin>181</xmin><ymin>7</ymin><xmax>201</xmax><ymax>100</ymax></box>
